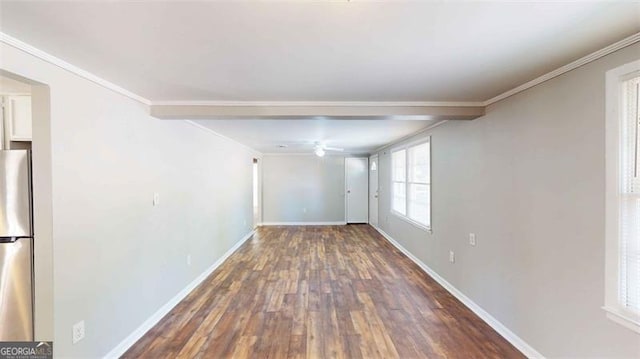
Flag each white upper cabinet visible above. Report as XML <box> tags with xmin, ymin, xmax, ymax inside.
<box><xmin>5</xmin><ymin>95</ymin><xmax>32</xmax><ymax>141</ymax></box>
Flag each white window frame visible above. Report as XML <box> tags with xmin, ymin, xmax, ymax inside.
<box><xmin>390</xmin><ymin>137</ymin><xmax>431</xmax><ymax>232</ymax></box>
<box><xmin>605</xmin><ymin>59</ymin><xmax>640</xmax><ymax>334</ymax></box>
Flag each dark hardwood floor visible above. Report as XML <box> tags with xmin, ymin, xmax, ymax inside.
<box><xmin>122</xmin><ymin>225</ymin><xmax>524</xmax><ymax>358</ymax></box>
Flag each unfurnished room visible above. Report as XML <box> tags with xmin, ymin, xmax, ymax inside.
<box><xmin>0</xmin><ymin>1</ymin><xmax>639</xmax><ymax>358</ymax></box>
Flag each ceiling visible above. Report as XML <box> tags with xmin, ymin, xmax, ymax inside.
<box><xmin>195</xmin><ymin>118</ymin><xmax>437</xmax><ymax>154</ymax></box>
<box><xmin>1</xmin><ymin>1</ymin><xmax>638</xmax><ymax>154</ymax></box>
<box><xmin>1</xmin><ymin>1</ymin><xmax>638</xmax><ymax>103</ymax></box>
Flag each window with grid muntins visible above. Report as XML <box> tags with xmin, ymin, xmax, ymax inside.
<box><xmin>620</xmin><ymin>76</ymin><xmax>640</xmax><ymax>314</ymax></box>
<box><xmin>391</xmin><ymin>140</ymin><xmax>431</xmax><ymax>229</ymax></box>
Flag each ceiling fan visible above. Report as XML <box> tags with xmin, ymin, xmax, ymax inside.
<box><xmin>275</xmin><ymin>141</ymin><xmax>344</xmax><ymax>156</ymax></box>
<box><xmin>313</xmin><ymin>142</ymin><xmax>344</xmax><ymax>157</ymax></box>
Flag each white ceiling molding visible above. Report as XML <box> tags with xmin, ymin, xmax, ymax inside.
<box><xmin>0</xmin><ymin>32</ymin><xmax>263</xmax><ymax>154</ymax></box>
<box><xmin>0</xmin><ymin>32</ymin><xmax>151</xmax><ymax>106</ymax></box>
<box><xmin>483</xmin><ymin>31</ymin><xmax>640</xmax><ymax>106</ymax></box>
<box><xmin>261</xmin><ymin>153</ymin><xmax>353</xmax><ymax>157</ymax></box>
<box><xmin>150</xmin><ymin>100</ymin><xmax>486</xmax><ymax>107</ymax></box>
<box><xmin>148</xmin><ymin>32</ymin><xmax>640</xmax><ymax>112</ymax></box>
<box><xmin>2</xmin><ymin>30</ymin><xmax>638</xmax><ymax>114</ymax></box>
<box><xmin>150</xmin><ymin>103</ymin><xmax>485</xmax><ymax>121</ymax></box>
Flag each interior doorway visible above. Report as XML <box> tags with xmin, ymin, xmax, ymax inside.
<box><xmin>369</xmin><ymin>155</ymin><xmax>379</xmax><ymax>227</ymax></box>
<box><xmin>345</xmin><ymin>157</ymin><xmax>369</xmax><ymax>223</ymax></box>
<box><xmin>0</xmin><ymin>70</ymin><xmax>53</xmax><ymax>341</ymax></box>
<box><xmin>252</xmin><ymin>158</ymin><xmax>260</xmax><ymax>228</ymax></box>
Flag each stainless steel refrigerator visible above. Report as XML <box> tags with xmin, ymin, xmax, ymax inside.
<box><xmin>0</xmin><ymin>150</ymin><xmax>33</xmax><ymax>341</ymax></box>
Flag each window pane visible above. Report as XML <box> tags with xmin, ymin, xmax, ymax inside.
<box><xmin>620</xmin><ymin>195</ymin><xmax>640</xmax><ymax>312</ymax></box>
<box><xmin>392</xmin><ymin>182</ymin><xmax>406</xmax><ymax>215</ymax></box>
<box><xmin>635</xmin><ymin>80</ymin><xmax>640</xmax><ymax>192</ymax></box>
<box><xmin>408</xmin><ymin>184</ymin><xmax>430</xmax><ymax>227</ymax></box>
<box><xmin>620</xmin><ymin>76</ymin><xmax>640</xmax><ymax>313</ymax></box>
<box><xmin>253</xmin><ymin>162</ymin><xmax>259</xmax><ymax>208</ymax></box>
<box><xmin>392</xmin><ymin>150</ymin><xmax>406</xmax><ymax>182</ymax></box>
<box><xmin>409</xmin><ymin>142</ymin><xmax>430</xmax><ymax>184</ymax></box>
<box><xmin>627</xmin><ymin>78</ymin><xmax>640</xmax><ymax>193</ymax></box>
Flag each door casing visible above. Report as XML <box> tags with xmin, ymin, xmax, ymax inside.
<box><xmin>345</xmin><ymin>157</ymin><xmax>369</xmax><ymax>224</ymax></box>
<box><xmin>369</xmin><ymin>155</ymin><xmax>379</xmax><ymax>226</ymax></box>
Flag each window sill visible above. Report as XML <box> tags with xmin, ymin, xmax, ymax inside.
<box><xmin>602</xmin><ymin>306</ymin><xmax>640</xmax><ymax>334</ymax></box>
<box><xmin>390</xmin><ymin>211</ymin><xmax>432</xmax><ymax>233</ymax></box>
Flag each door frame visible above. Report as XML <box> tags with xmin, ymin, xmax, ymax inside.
<box><xmin>344</xmin><ymin>157</ymin><xmax>369</xmax><ymax>224</ymax></box>
<box><xmin>369</xmin><ymin>154</ymin><xmax>379</xmax><ymax>226</ymax></box>
<box><xmin>252</xmin><ymin>157</ymin><xmax>262</xmax><ymax>228</ymax></box>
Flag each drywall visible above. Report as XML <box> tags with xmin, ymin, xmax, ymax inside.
<box><xmin>262</xmin><ymin>155</ymin><xmax>345</xmax><ymax>223</ymax></box>
<box><xmin>31</xmin><ymin>83</ymin><xmax>54</xmax><ymax>342</ymax></box>
<box><xmin>0</xmin><ymin>42</ymin><xmax>260</xmax><ymax>358</ymax></box>
<box><xmin>374</xmin><ymin>42</ymin><xmax>640</xmax><ymax>357</ymax></box>
<box><xmin>0</xmin><ymin>74</ymin><xmax>31</xmax><ymax>93</ymax></box>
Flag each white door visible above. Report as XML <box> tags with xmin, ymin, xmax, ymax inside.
<box><xmin>369</xmin><ymin>155</ymin><xmax>379</xmax><ymax>226</ymax></box>
<box><xmin>252</xmin><ymin>158</ymin><xmax>260</xmax><ymax>228</ymax></box>
<box><xmin>345</xmin><ymin>157</ymin><xmax>368</xmax><ymax>223</ymax></box>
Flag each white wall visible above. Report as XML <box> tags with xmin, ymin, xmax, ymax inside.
<box><xmin>374</xmin><ymin>42</ymin><xmax>640</xmax><ymax>357</ymax></box>
<box><xmin>0</xmin><ymin>43</ymin><xmax>259</xmax><ymax>358</ymax></box>
<box><xmin>0</xmin><ymin>74</ymin><xmax>31</xmax><ymax>93</ymax></box>
<box><xmin>31</xmin><ymin>83</ymin><xmax>54</xmax><ymax>343</ymax></box>
<box><xmin>262</xmin><ymin>154</ymin><xmax>345</xmax><ymax>223</ymax></box>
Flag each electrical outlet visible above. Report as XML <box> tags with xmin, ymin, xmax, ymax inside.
<box><xmin>449</xmin><ymin>251</ymin><xmax>455</xmax><ymax>263</ymax></box>
<box><xmin>72</xmin><ymin>320</ymin><xmax>85</xmax><ymax>344</ymax></box>
<box><xmin>153</xmin><ymin>192</ymin><xmax>160</xmax><ymax>206</ymax></box>
<box><xmin>469</xmin><ymin>233</ymin><xmax>477</xmax><ymax>246</ymax></box>
<box><xmin>187</xmin><ymin>254</ymin><xmax>191</xmax><ymax>266</ymax></box>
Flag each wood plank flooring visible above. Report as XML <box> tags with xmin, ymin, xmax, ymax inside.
<box><xmin>122</xmin><ymin>225</ymin><xmax>525</xmax><ymax>358</ymax></box>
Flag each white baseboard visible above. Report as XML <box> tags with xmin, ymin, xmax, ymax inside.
<box><xmin>261</xmin><ymin>221</ymin><xmax>347</xmax><ymax>226</ymax></box>
<box><xmin>372</xmin><ymin>226</ymin><xmax>545</xmax><ymax>359</ymax></box>
<box><xmin>103</xmin><ymin>229</ymin><xmax>256</xmax><ymax>358</ymax></box>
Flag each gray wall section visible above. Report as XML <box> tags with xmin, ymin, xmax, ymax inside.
<box><xmin>263</xmin><ymin>155</ymin><xmax>345</xmax><ymax>223</ymax></box>
<box><xmin>1</xmin><ymin>43</ymin><xmax>259</xmax><ymax>358</ymax></box>
<box><xmin>374</xmin><ymin>43</ymin><xmax>640</xmax><ymax>357</ymax></box>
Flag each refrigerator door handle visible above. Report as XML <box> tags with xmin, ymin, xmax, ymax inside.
<box><xmin>0</xmin><ymin>237</ymin><xmax>19</xmax><ymax>243</ymax></box>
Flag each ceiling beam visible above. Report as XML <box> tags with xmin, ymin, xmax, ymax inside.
<box><xmin>149</xmin><ymin>103</ymin><xmax>485</xmax><ymax>121</ymax></box>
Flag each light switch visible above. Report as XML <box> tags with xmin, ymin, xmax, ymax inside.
<box><xmin>153</xmin><ymin>193</ymin><xmax>160</xmax><ymax>206</ymax></box>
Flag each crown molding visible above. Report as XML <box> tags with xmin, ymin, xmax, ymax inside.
<box><xmin>0</xmin><ymin>32</ymin><xmax>264</xmax><ymax>153</ymax></box>
<box><xmin>0</xmin><ymin>32</ymin><xmax>152</xmax><ymax>106</ymax></box>
<box><xmin>150</xmin><ymin>100</ymin><xmax>485</xmax><ymax>107</ymax></box>
<box><xmin>146</xmin><ymin>32</ymin><xmax>640</xmax><ymax>108</ymax></box>
<box><xmin>483</xmin><ymin>31</ymin><xmax>640</xmax><ymax>106</ymax></box>
<box><xmin>261</xmin><ymin>152</ymin><xmax>362</xmax><ymax>157</ymax></box>
<box><xmin>2</xmin><ymin>30</ymin><xmax>638</xmax><ymax>111</ymax></box>
<box><xmin>150</xmin><ymin>103</ymin><xmax>484</xmax><ymax>120</ymax></box>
